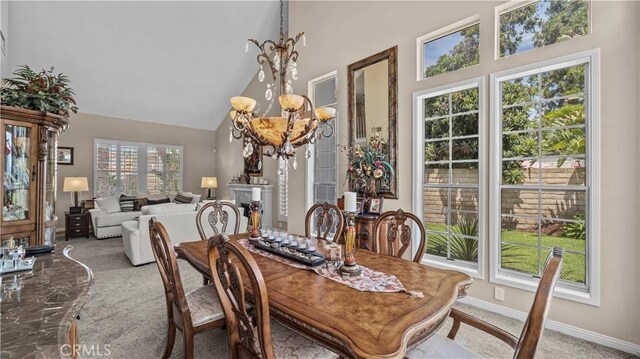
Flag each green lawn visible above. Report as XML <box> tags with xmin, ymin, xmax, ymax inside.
<box><xmin>425</xmin><ymin>224</ymin><xmax>586</xmax><ymax>283</ymax></box>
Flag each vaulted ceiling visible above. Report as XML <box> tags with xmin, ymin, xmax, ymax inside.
<box><xmin>6</xmin><ymin>1</ymin><xmax>282</xmax><ymax>130</ymax></box>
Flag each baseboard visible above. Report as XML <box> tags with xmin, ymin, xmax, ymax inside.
<box><xmin>459</xmin><ymin>296</ymin><xmax>640</xmax><ymax>356</ymax></box>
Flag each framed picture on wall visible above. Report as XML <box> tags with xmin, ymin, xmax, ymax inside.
<box><xmin>243</xmin><ymin>138</ymin><xmax>262</xmax><ymax>176</ymax></box>
<box><xmin>356</xmin><ymin>199</ymin><xmax>365</xmax><ymax>214</ymax></box>
<box><xmin>57</xmin><ymin>147</ymin><xmax>74</xmax><ymax>165</ymax></box>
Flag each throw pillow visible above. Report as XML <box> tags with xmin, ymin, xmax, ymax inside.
<box><xmin>133</xmin><ymin>198</ymin><xmax>148</xmax><ymax>211</ymax></box>
<box><xmin>147</xmin><ymin>198</ymin><xmax>170</xmax><ymax>205</ymax></box>
<box><xmin>95</xmin><ymin>196</ymin><xmax>121</xmax><ymax>214</ymax></box>
<box><xmin>174</xmin><ymin>193</ymin><xmax>193</xmax><ymax>204</ymax></box>
<box><xmin>119</xmin><ymin>195</ymin><xmax>137</xmax><ymax>212</ymax></box>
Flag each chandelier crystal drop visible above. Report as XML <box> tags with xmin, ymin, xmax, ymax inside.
<box><xmin>227</xmin><ymin>0</ymin><xmax>335</xmax><ymax>164</ymax></box>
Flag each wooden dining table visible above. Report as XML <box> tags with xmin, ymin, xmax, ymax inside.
<box><xmin>174</xmin><ymin>233</ymin><xmax>472</xmax><ymax>359</ymax></box>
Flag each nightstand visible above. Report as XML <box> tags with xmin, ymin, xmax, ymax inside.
<box><xmin>65</xmin><ymin>212</ymin><xmax>90</xmax><ymax>240</ymax></box>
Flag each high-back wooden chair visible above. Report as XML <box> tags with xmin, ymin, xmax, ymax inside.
<box><xmin>372</xmin><ymin>209</ymin><xmax>426</xmax><ymax>263</ymax></box>
<box><xmin>207</xmin><ymin>233</ymin><xmax>338</xmax><ymax>359</ymax></box>
<box><xmin>196</xmin><ymin>200</ymin><xmax>242</xmax><ymax>240</ymax></box>
<box><xmin>407</xmin><ymin>247</ymin><xmax>565</xmax><ymax>359</ymax></box>
<box><xmin>304</xmin><ymin>202</ymin><xmax>345</xmax><ymax>243</ymax></box>
<box><xmin>149</xmin><ymin>217</ymin><xmax>225</xmax><ymax>359</ymax></box>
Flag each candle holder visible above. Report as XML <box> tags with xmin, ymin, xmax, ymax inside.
<box><xmin>339</xmin><ymin>211</ymin><xmax>362</xmax><ymax>276</ymax></box>
<box><xmin>249</xmin><ymin>200</ymin><xmax>262</xmax><ymax>239</ymax></box>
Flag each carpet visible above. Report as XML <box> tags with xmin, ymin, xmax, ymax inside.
<box><xmin>64</xmin><ymin>236</ymin><xmax>634</xmax><ymax>359</ymax></box>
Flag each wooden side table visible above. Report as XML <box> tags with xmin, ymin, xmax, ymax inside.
<box><xmin>65</xmin><ymin>212</ymin><xmax>90</xmax><ymax>241</ymax></box>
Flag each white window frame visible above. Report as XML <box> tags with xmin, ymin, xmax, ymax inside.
<box><xmin>494</xmin><ymin>0</ymin><xmax>593</xmax><ymax>60</ymax></box>
<box><xmin>306</xmin><ymin>70</ymin><xmax>338</xmax><ymax>210</ymax></box>
<box><xmin>489</xmin><ymin>49</ymin><xmax>601</xmax><ymax>305</ymax></box>
<box><xmin>412</xmin><ymin>76</ymin><xmax>485</xmax><ymax>279</ymax></box>
<box><xmin>93</xmin><ymin>138</ymin><xmax>184</xmax><ymax>197</ymax></box>
<box><xmin>416</xmin><ymin>14</ymin><xmax>480</xmax><ymax>81</ymax></box>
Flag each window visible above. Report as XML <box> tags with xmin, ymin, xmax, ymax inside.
<box><xmin>306</xmin><ymin>72</ymin><xmax>338</xmax><ymax>236</ymax></box>
<box><xmin>497</xmin><ymin>0</ymin><xmax>589</xmax><ymax>58</ymax></box>
<box><xmin>413</xmin><ymin>77</ymin><xmax>484</xmax><ymax>277</ymax></box>
<box><xmin>277</xmin><ymin>159</ymin><xmax>288</xmax><ymax>223</ymax></box>
<box><xmin>491</xmin><ymin>50</ymin><xmax>600</xmax><ymax>304</ymax></box>
<box><xmin>417</xmin><ymin>15</ymin><xmax>480</xmax><ymax>80</ymax></box>
<box><xmin>94</xmin><ymin>139</ymin><xmax>183</xmax><ymax>198</ymax></box>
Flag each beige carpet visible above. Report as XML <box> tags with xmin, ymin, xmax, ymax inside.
<box><xmin>64</xmin><ymin>236</ymin><xmax>635</xmax><ymax>359</ymax></box>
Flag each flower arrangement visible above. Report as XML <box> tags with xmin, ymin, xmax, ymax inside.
<box><xmin>341</xmin><ymin>134</ymin><xmax>394</xmax><ymax>196</ymax></box>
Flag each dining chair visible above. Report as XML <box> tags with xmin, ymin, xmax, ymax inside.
<box><xmin>304</xmin><ymin>202</ymin><xmax>345</xmax><ymax>243</ymax></box>
<box><xmin>149</xmin><ymin>217</ymin><xmax>226</xmax><ymax>359</ymax></box>
<box><xmin>196</xmin><ymin>201</ymin><xmax>243</xmax><ymax>284</ymax></box>
<box><xmin>196</xmin><ymin>200</ymin><xmax>242</xmax><ymax>240</ymax></box>
<box><xmin>407</xmin><ymin>247</ymin><xmax>565</xmax><ymax>359</ymax></box>
<box><xmin>207</xmin><ymin>233</ymin><xmax>339</xmax><ymax>359</ymax></box>
<box><xmin>372</xmin><ymin>209</ymin><xmax>426</xmax><ymax>263</ymax></box>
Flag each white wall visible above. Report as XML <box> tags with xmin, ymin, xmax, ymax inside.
<box><xmin>288</xmin><ymin>0</ymin><xmax>640</xmax><ymax>346</ymax></box>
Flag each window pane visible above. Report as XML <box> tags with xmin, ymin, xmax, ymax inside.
<box><xmin>452</xmin><ymin>138</ymin><xmax>478</xmax><ymax>161</ymax></box>
<box><xmin>423</xmin><ymin>23</ymin><xmax>479</xmax><ymax>78</ymax></box>
<box><xmin>425</xmin><ymin>140</ymin><xmax>449</xmax><ymax>162</ymax></box>
<box><xmin>424</xmin><ymin>210</ymin><xmax>448</xmax><ymax>231</ymax></box>
<box><xmin>313</xmin><ymin>77</ymin><xmax>337</xmax><ymax>107</ymax></box>
<box><xmin>424</xmin><ymin>188</ymin><xmax>448</xmax><ymax>211</ymax></box>
<box><xmin>501</xmin><ymin>243</ymin><xmax>539</xmax><ymax>276</ymax></box>
<box><xmin>558</xmin><ymin>251</ymin><xmax>586</xmax><ymax>284</ymax></box>
<box><xmin>502</xmin><ymin>75</ymin><xmax>539</xmax><ymax>106</ymax></box>
<box><xmin>541</xmin><ymin>65</ymin><xmax>585</xmax><ymax>99</ymax></box>
<box><xmin>425</xmin><ymin>163</ymin><xmax>449</xmax><ymax>184</ymax></box>
<box><xmin>541</xmin><ymin>98</ymin><xmax>585</xmax><ymax>127</ymax></box>
<box><xmin>451</xmin><ymin>189</ymin><xmax>478</xmax><ymax>212</ymax></box>
<box><xmin>451</xmin><ymin>114</ymin><xmax>478</xmax><ymax>137</ymax></box>
<box><xmin>502</xmin><ymin>132</ymin><xmax>539</xmax><ymax>158</ymax></box>
<box><xmin>449</xmin><ymin>236</ymin><xmax>479</xmax><ymax>262</ymax></box>
<box><xmin>503</xmin><ymin>104</ymin><xmax>539</xmax><ymax>131</ymax></box>
<box><xmin>451</xmin><ymin>162</ymin><xmax>478</xmax><ymax>184</ymax></box>
<box><xmin>538</xmin><ymin>157</ymin><xmax>587</xmax><ymax>186</ymax></box>
<box><xmin>539</xmin><ymin>190</ymin><xmax>586</xmax><ymax>222</ymax></box>
<box><xmin>502</xmin><ymin>189</ymin><xmax>539</xmax><ymax>218</ymax></box>
<box><xmin>425</xmin><ymin>118</ymin><xmax>449</xmax><ymax>139</ymax></box>
<box><xmin>499</xmin><ymin>0</ymin><xmax>589</xmax><ymax>57</ymax></box>
<box><xmin>452</xmin><ymin>87</ymin><xmax>479</xmax><ymax>113</ymax></box>
<box><xmin>424</xmin><ymin>94</ymin><xmax>449</xmax><ymax>118</ymax></box>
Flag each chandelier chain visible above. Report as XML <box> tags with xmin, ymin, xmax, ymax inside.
<box><xmin>280</xmin><ymin>0</ymin><xmax>284</xmax><ymax>41</ymax></box>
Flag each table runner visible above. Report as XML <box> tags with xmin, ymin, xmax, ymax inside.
<box><xmin>239</xmin><ymin>239</ymin><xmax>424</xmax><ymax>298</ymax></box>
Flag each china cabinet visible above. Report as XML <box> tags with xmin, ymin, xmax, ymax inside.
<box><xmin>1</xmin><ymin>106</ymin><xmax>69</xmax><ymax>248</ymax></box>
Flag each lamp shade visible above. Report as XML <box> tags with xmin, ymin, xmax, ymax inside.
<box><xmin>230</xmin><ymin>96</ymin><xmax>257</xmax><ymax>113</ymax></box>
<box><xmin>201</xmin><ymin>177</ymin><xmax>218</xmax><ymax>188</ymax></box>
<box><xmin>63</xmin><ymin>177</ymin><xmax>89</xmax><ymax>192</ymax></box>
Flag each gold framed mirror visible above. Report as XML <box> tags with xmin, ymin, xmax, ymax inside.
<box><xmin>347</xmin><ymin>46</ymin><xmax>398</xmax><ymax>199</ymax></box>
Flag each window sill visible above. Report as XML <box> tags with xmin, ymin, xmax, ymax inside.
<box><xmin>421</xmin><ymin>257</ymin><xmax>483</xmax><ymax>280</ymax></box>
<box><xmin>491</xmin><ymin>271</ymin><xmax>599</xmax><ymax>306</ymax></box>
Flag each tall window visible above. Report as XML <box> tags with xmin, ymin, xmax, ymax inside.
<box><xmin>491</xmin><ymin>50</ymin><xmax>599</xmax><ymax>303</ymax></box>
<box><xmin>497</xmin><ymin>0</ymin><xmax>589</xmax><ymax>58</ymax></box>
<box><xmin>94</xmin><ymin>139</ymin><xmax>183</xmax><ymax>197</ymax></box>
<box><xmin>417</xmin><ymin>15</ymin><xmax>480</xmax><ymax>80</ymax></box>
<box><xmin>307</xmin><ymin>72</ymin><xmax>338</xmax><ymax>206</ymax></box>
<box><xmin>413</xmin><ymin>78</ymin><xmax>483</xmax><ymax>276</ymax></box>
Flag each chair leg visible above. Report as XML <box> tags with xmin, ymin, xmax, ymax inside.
<box><xmin>203</xmin><ymin>275</ymin><xmax>209</xmax><ymax>285</ymax></box>
<box><xmin>447</xmin><ymin>318</ymin><xmax>461</xmax><ymax>340</ymax></box>
<box><xmin>163</xmin><ymin>322</ymin><xmax>176</xmax><ymax>359</ymax></box>
<box><xmin>183</xmin><ymin>332</ymin><xmax>194</xmax><ymax>359</ymax></box>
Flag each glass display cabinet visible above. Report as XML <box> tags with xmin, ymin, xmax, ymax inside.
<box><xmin>1</xmin><ymin>106</ymin><xmax>69</xmax><ymax>248</ymax></box>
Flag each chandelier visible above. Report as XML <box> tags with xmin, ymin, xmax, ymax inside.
<box><xmin>228</xmin><ymin>0</ymin><xmax>335</xmax><ymax>170</ymax></box>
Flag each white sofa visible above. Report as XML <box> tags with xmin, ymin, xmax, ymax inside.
<box><xmin>121</xmin><ymin>202</ymin><xmax>248</xmax><ymax>266</ymax></box>
<box><xmin>89</xmin><ymin>193</ymin><xmax>201</xmax><ymax>239</ymax></box>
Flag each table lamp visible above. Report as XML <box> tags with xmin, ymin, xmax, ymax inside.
<box><xmin>63</xmin><ymin>177</ymin><xmax>89</xmax><ymax>214</ymax></box>
<box><xmin>201</xmin><ymin>177</ymin><xmax>218</xmax><ymax>199</ymax></box>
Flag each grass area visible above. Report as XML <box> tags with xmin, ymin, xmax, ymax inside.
<box><xmin>425</xmin><ymin>224</ymin><xmax>586</xmax><ymax>283</ymax></box>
